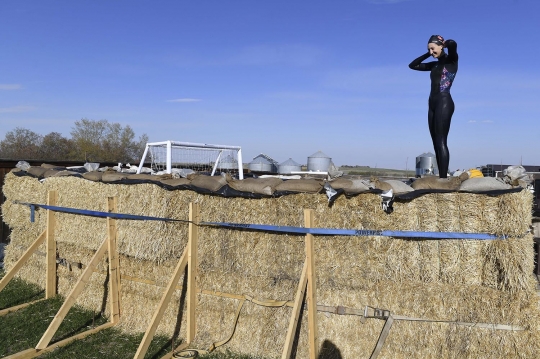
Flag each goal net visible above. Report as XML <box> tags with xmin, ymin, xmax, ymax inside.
<box><xmin>136</xmin><ymin>141</ymin><xmax>244</xmax><ymax>179</ymax></box>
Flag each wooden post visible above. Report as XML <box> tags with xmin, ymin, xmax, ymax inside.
<box><xmin>133</xmin><ymin>248</ymin><xmax>188</xmax><ymax>359</ymax></box>
<box><xmin>281</xmin><ymin>262</ymin><xmax>308</xmax><ymax>359</ymax></box>
<box><xmin>0</xmin><ymin>230</ymin><xmax>46</xmax><ymax>293</ymax></box>
<box><xmin>36</xmin><ymin>238</ymin><xmax>108</xmax><ymax>350</ymax></box>
<box><xmin>107</xmin><ymin>197</ymin><xmax>121</xmax><ymax>324</ymax></box>
<box><xmin>46</xmin><ymin>191</ymin><xmax>57</xmax><ymax>298</ymax></box>
<box><xmin>304</xmin><ymin>209</ymin><xmax>319</xmax><ymax>359</ymax></box>
<box><xmin>187</xmin><ymin>202</ymin><xmax>200</xmax><ymax>343</ymax></box>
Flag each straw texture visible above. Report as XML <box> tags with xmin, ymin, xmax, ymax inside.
<box><xmin>2</xmin><ymin>172</ymin><xmax>539</xmax><ymax>358</ymax></box>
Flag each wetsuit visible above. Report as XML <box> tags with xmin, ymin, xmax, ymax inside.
<box><xmin>409</xmin><ymin>40</ymin><xmax>458</xmax><ymax>178</ymax></box>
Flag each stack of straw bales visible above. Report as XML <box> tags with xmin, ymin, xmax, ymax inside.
<box><xmin>2</xmin><ymin>171</ymin><xmax>540</xmax><ymax>358</ymax></box>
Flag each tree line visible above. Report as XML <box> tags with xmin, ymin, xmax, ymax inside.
<box><xmin>0</xmin><ymin>119</ymin><xmax>149</xmax><ymax>163</ymax></box>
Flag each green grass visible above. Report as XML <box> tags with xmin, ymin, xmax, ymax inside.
<box><xmin>0</xmin><ymin>270</ymin><xmax>264</xmax><ymax>358</ymax></box>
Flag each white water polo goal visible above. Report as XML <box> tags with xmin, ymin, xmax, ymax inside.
<box><xmin>136</xmin><ymin>140</ymin><xmax>244</xmax><ymax>179</ymax></box>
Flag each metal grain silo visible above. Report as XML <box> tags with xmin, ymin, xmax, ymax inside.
<box><xmin>249</xmin><ymin>154</ymin><xmax>278</xmax><ymax>173</ymax></box>
<box><xmin>307</xmin><ymin>151</ymin><xmax>331</xmax><ymax>172</ymax></box>
<box><xmin>218</xmin><ymin>154</ymin><xmax>238</xmax><ymax>170</ymax></box>
<box><xmin>278</xmin><ymin>158</ymin><xmax>302</xmax><ymax>174</ymax></box>
<box><xmin>415</xmin><ymin>152</ymin><xmax>438</xmax><ymax>176</ymax></box>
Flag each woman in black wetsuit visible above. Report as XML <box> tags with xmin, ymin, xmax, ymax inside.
<box><xmin>409</xmin><ymin>35</ymin><xmax>458</xmax><ymax>179</ymax></box>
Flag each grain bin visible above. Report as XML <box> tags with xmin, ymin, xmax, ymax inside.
<box><xmin>416</xmin><ymin>152</ymin><xmax>438</xmax><ymax>176</ymax></box>
<box><xmin>307</xmin><ymin>151</ymin><xmax>331</xmax><ymax>172</ymax></box>
<box><xmin>249</xmin><ymin>154</ymin><xmax>278</xmax><ymax>173</ymax></box>
<box><xmin>218</xmin><ymin>154</ymin><xmax>238</xmax><ymax>170</ymax></box>
<box><xmin>278</xmin><ymin>158</ymin><xmax>302</xmax><ymax>174</ymax></box>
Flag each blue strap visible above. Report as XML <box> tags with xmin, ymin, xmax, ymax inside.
<box><xmin>16</xmin><ymin>201</ymin><xmax>504</xmax><ymax>240</ymax></box>
<box><xmin>16</xmin><ymin>201</ymin><xmax>188</xmax><ymax>223</ymax></box>
<box><xmin>200</xmin><ymin>222</ymin><xmax>503</xmax><ymax>240</ymax></box>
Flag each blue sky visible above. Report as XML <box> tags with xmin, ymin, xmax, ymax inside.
<box><xmin>1</xmin><ymin>0</ymin><xmax>539</xmax><ymax>170</ymax></box>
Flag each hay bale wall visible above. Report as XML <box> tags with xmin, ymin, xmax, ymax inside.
<box><xmin>2</xmin><ymin>172</ymin><xmax>540</xmax><ymax>358</ymax></box>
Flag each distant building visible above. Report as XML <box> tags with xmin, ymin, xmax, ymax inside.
<box><xmin>481</xmin><ymin>164</ymin><xmax>540</xmax><ymax>177</ymax></box>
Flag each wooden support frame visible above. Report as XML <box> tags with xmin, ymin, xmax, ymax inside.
<box><xmin>304</xmin><ymin>209</ymin><xmax>319</xmax><ymax>359</ymax></box>
<box><xmin>46</xmin><ymin>190</ymin><xmax>57</xmax><ymax>298</ymax></box>
<box><xmin>187</xmin><ymin>202</ymin><xmax>200</xmax><ymax>342</ymax></box>
<box><xmin>281</xmin><ymin>209</ymin><xmax>319</xmax><ymax>359</ymax></box>
<box><xmin>281</xmin><ymin>262</ymin><xmax>308</xmax><ymax>359</ymax></box>
<box><xmin>0</xmin><ymin>230</ymin><xmax>47</xmax><ymax>317</ymax></box>
<box><xmin>133</xmin><ymin>248</ymin><xmax>188</xmax><ymax>359</ymax></box>
<box><xmin>134</xmin><ymin>202</ymin><xmax>199</xmax><ymax>359</ymax></box>
<box><xmin>2</xmin><ymin>195</ymin><xmax>122</xmax><ymax>359</ymax></box>
<box><xmin>107</xmin><ymin>197</ymin><xmax>121</xmax><ymax>324</ymax></box>
<box><xmin>35</xmin><ymin>196</ymin><xmax>121</xmax><ymax>350</ymax></box>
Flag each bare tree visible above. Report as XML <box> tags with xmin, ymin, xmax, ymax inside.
<box><xmin>70</xmin><ymin>118</ymin><xmax>148</xmax><ymax>163</ymax></box>
<box><xmin>41</xmin><ymin>132</ymin><xmax>75</xmax><ymax>160</ymax></box>
<box><xmin>0</xmin><ymin>119</ymin><xmax>148</xmax><ymax>163</ymax></box>
<box><xmin>70</xmin><ymin>119</ymin><xmax>109</xmax><ymax>162</ymax></box>
<box><xmin>0</xmin><ymin>127</ymin><xmax>43</xmax><ymax>160</ymax></box>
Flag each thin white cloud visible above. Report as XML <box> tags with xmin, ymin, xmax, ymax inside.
<box><xmin>0</xmin><ymin>84</ymin><xmax>23</xmax><ymax>90</ymax></box>
<box><xmin>467</xmin><ymin>120</ymin><xmax>494</xmax><ymax>124</ymax></box>
<box><xmin>0</xmin><ymin>105</ymin><xmax>35</xmax><ymax>113</ymax></box>
<box><xmin>167</xmin><ymin>98</ymin><xmax>202</xmax><ymax>103</ymax></box>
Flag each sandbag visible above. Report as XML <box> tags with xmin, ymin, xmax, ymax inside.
<box><xmin>327</xmin><ymin>178</ymin><xmax>370</xmax><ymax>194</ymax></box>
<box><xmin>383</xmin><ymin>180</ymin><xmax>414</xmax><ymax>194</ymax></box>
<box><xmin>228</xmin><ymin>177</ymin><xmax>283</xmax><ymax>196</ymax></box>
<box><xmin>127</xmin><ymin>174</ymin><xmax>158</xmax><ymax>181</ymax></box>
<box><xmin>102</xmin><ymin>172</ymin><xmax>129</xmax><ymax>183</ymax></box>
<box><xmin>27</xmin><ymin>166</ymin><xmax>48</xmax><ymax>178</ymax></box>
<box><xmin>41</xmin><ymin>163</ymin><xmax>66</xmax><ymax>170</ymax></box>
<box><xmin>160</xmin><ymin>178</ymin><xmax>191</xmax><ymax>187</ymax></box>
<box><xmin>43</xmin><ymin>169</ymin><xmax>61</xmax><ymax>178</ymax></box>
<box><xmin>371</xmin><ymin>177</ymin><xmax>392</xmax><ymax>192</ymax></box>
<box><xmin>411</xmin><ymin>176</ymin><xmax>461</xmax><ymax>190</ymax></box>
<box><xmin>190</xmin><ymin>174</ymin><xmax>227</xmax><ymax>192</ymax></box>
<box><xmin>82</xmin><ymin>171</ymin><xmax>103</xmax><ymax>182</ymax></box>
<box><xmin>127</xmin><ymin>173</ymin><xmax>173</xmax><ymax>181</ymax></box>
<box><xmin>459</xmin><ymin>177</ymin><xmax>511</xmax><ymax>192</ymax></box>
<box><xmin>52</xmin><ymin>170</ymin><xmax>81</xmax><ymax>177</ymax></box>
<box><xmin>275</xmin><ymin>179</ymin><xmax>323</xmax><ymax>194</ymax></box>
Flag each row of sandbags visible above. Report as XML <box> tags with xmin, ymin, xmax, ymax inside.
<box><xmin>13</xmin><ymin>163</ymin><xmax>524</xmax><ymax>198</ymax></box>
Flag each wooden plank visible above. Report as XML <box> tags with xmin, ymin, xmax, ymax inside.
<box><xmin>35</xmin><ymin>237</ymin><xmax>109</xmax><ymax>350</ymax></box>
<box><xmin>107</xmin><ymin>197</ymin><xmax>121</xmax><ymax>324</ymax></box>
<box><xmin>45</xmin><ymin>191</ymin><xmax>57</xmax><ymax>298</ymax></box>
<box><xmin>4</xmin><ymin>322</ymin><xmax>115</xmax><ymax>359</ymax></box>
<box><xmin>0</xmin><ymin>230</ymin><xmax>46</xmax><ymax>292</ymax></box>
<box><xmin>0</xmin><ymin>299</ymin><xmax>46</xmax><ymax>317</ymax></box>
<box><xmin>304</xmin><ymin>209</ymin><xmax>319</xmax><ymax>359</ymax></box>
<box><xmin>187</xmin><ymin>202</ymin><xmax>200</xmax><ymax>343</ymax></box>
<box><xmin>133</xmin><ymin>248</ymin><xmax>188</xmax><ymax>359</ymax></box>
<box><xmin>281</xmin><ymin>262</ymin><xmax>308</xmax><ymax>359</ymax></box>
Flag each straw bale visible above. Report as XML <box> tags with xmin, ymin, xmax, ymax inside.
<box><xmin>3</xmin><ymin>172</ymin><xmax>540</xmax><ymax>358</ymax></box>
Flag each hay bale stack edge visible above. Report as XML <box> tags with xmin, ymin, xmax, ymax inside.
<box><xmin>2</xmin><ymin>171</ymin><xmax>540</xmax><ymax>358</ymax></box>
